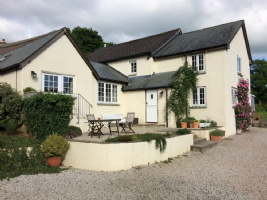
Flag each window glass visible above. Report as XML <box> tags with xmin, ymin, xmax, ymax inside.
<box><xmin>192</xmin><ymin>54</ymin><xmax>204</xmax><ymax>72</ymax></box>
<box><xmin>98</xmin><ymin>82</ymin><xmax>118</xmax><ymax>103</ymax></box>
<box><xmin>192</xmin><ymin>55</ymin><xmax>197</xmax><ymax>71</ymax></box>
<box><xmin>232</xmin><ymin>88</ymin><xmax>237</xmax><ymax>106</ymax></box>
<box><xmin>199</xmin><ymin>54</ymin><xmax>204</xmax><ymax>71</ymax></box>
<box><xmin>112</xmin><ymin>85</ymin><xmax>117</xmax><ymax>102</ymax></box>
<box><xmin>44</xmin><ymin>74</ymin><xmax>58</xmax><ymax>92</ymax></box>
<box><xmin>131</xmin><ymin>61</ymin><xmax>137</xmax><ymax>73</ymax></box>
<box><xmin>192</xmin><ymin>87</ymin><xmax>206</xmax><ymax>106</ymax></box>
<box><xmin>193</xmin><ymin>90</ymin><xmax>198</xmax><ymax>105</ymax></box>
<box><xmin>106</xmin><ymin>83</ymin><xmax>111</xmax><ymax>102</ymax></box>
<box><xmin>98</xmin><ymin>83</ymin><xmax>104</xmax><ymax>101</ymax></box>
<box><xmin>63</xmin><ymin>76</ymin><xmax>73</xmax><ymax>94</ymax></box>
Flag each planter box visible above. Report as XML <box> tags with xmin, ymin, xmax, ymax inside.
<box><xmin>199</xmin><ymin>123</ymin><xmax>206</xmax><ymax>128</ymax></box>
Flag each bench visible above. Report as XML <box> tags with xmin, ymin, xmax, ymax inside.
<box><xmin>101</xmin><ymin>114</ymin><xmax>126</xmax><ymax>128</ymax></box>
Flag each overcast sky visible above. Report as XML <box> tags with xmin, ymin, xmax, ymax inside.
<box><xmin>0</xmin><ymin>0</ymin><xmax>266</xmax><ymax>60</ymax></box>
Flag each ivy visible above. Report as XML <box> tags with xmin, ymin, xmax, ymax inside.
<box><xmin>23</xmin><ymin>93</ymin><xmax>75</xmax><ymax>141</ymax></box>
<box><xmin>234</xmin><ymin>79</ymin><xmax>253</xmax><ymax>131</ymax></box>
<box><xmin>167</xmin><ymin>62</ymin><xmax>198</xmax><ymax>124</ymax></box>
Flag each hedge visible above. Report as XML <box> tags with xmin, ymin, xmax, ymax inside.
<box><xmin>23</xmin><ymin>93</ymin><xmax>75</xmax><ymax>141</ymax></box>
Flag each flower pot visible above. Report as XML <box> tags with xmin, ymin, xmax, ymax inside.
<box><xmin>188</xmin><ymin>120</ymin><xmax>194</xmax><ymax>128</ymax></box>
<box><xmin>199</xmin><ymin>123</ymin><xmax>206</xmax><ymax>128</ymax></box>
<box><xmin>205</xmin><ymin>123</ymin><xmax>211</xmax><ymax>127</ymax></box>
<box><xmin>180</xmin><ymin>122</ymin><xmax>187</xmax><ymax>128</ymax></box>
<box><xmin>210</xmin><ymin>135</ymin><xmax>221</xmax><ymax>142</ymax></box>
<box><xmin>46</xmin><ymin>156</ymin><xmax>62</xmax><ymax>167</ymax></box>
<box><xmin>193</xmin><ymin>122</ymin><xmax>199</xmax><ymax>128</ymax></box>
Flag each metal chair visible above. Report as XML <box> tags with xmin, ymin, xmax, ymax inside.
<box><xmin>119</xmin><ymin>112</ymin><xmax>135</xmax><ymax>134</ymax></box>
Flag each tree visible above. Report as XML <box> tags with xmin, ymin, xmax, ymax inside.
<box><xmin>106</xmin><ymin>42</ymin><xmax>116</xmax><ymax>47</ymax></box>
<box><xmin>250</xmin><ymin>59</ymin><xmax>267</xmax><ymax>107</ymax></box>
<box><xmin>68</xmin><ymin>26</ymin><xmax>104</xmax><ymax>55</ymax></box>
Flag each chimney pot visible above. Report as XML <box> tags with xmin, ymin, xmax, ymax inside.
<box><xmin>2</xmin><ymin>39</ymin><xmax>5</xmax><ymax>42</ymax></box>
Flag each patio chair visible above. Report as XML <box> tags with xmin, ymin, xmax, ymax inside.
<box><xmin>119</xmin><ymin>112</ymin><xmax>135</xmax><ymax>134</ymax></box>
<box><xmin>86</xmin><ymin>114</ymin><xmax>97</xmax><ymax>135</ymax></box>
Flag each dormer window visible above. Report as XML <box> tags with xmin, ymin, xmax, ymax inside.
<box><xmin>130</xmin><ymin>61</ymin><xmax>137</xmax><ymax>74</ymax></box>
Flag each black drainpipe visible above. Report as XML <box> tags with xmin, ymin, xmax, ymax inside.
<box><xmin>166</xmin><ymin>87</ymin><xmax>168</xmax><ymax>127</ymax></box>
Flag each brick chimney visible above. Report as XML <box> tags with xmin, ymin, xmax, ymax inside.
<box><xmin>0</xmin><ymin>39</ymin><xmax>7</xmax><ymax>45</ymax></box>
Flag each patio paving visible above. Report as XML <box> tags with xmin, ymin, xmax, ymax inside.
<box><xmin>1</xmin><ymin>127</ymin><xmax>267</xmax><ymax>199</ymax></box>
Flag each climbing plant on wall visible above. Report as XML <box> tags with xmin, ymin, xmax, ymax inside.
<box><xmin>167</xmin><ymin>62</ymin><xmax>198</xmax><ymax>125</ymax></box>
<box><xmin>234</xmin><ymin>79</ymin><xmax>253</xmax><ymax>131</ymax></box>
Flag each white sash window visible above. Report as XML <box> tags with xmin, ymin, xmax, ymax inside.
<box><xmin>192</xmin><ymin>87</ymin><xmax>206</xmax><ymax>106</ymax></box>
<box><xmin>191</xmin><ymin>54</ymin><xmax>205</xmax><ymax>72</ymax></box>
<box><xmin>98</xmin><ymin>82</ymin><xmax>118</xmax><ymax>103</ymax></box>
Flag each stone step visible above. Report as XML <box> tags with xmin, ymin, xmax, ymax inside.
<box><xmin>191</xmin><ymin>141</ymin><xmax>218</xmax><ymax>153</ymax></box>
<box><xmin>193</xmin><ymin>138</ymin><xmax>206</xmax><ymax>144</ymax></box>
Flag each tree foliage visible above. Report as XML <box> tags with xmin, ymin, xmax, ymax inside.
<box><xmin>167</xmin><ymin>63</ymin><xmax>198</xmax><ymax>123</ymax></box>
<box><xmin>250</xmin><ymin>59</ymin><xmax>267</xmax><ymax>106</ymax></box>
<box><xmin>0</xmin><ymin>83</ymin><xmax>23</xmax><ymax>124</ymax></box>
<box><xmin>67</xmin><ymin>26</ymin><xmax>115</xmax><ymax>55</ymax></box>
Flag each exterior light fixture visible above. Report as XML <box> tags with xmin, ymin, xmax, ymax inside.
<box><xmin>160</xmin><ymin>91</ymin><xmax>164</xmax><ymax>96</ymax></box>
<box><xmin>31</xmin><ymin>71</ymin><xmax>37</xmax><ymax>78</ymax></box>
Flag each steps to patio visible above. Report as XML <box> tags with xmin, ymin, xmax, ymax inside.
<box><xmin>191</xmin><ymin>135</ymin><xmax>218</xmax><ymax>153</ymax></box>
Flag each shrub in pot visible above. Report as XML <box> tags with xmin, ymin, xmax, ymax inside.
<box><xmin>185</xmin><ymin>117</ymin><xmax>195</xmax><ymax>128</ymax></box>
<box><xmin>180</xmin><ymin>118</ymin><xmax>188</xmax><ymax>128</ymax></box>
<box><xmin>175</xmin><ymin>128</ymin><xmax>191</xmax><ymax>135</ymax></box>
<box><xmin>210</xmin><ymin>120</ymin><xmax>217</xmax><ymax>127</ymax></box>
<box><xmin>199</xmin><ymin>119</ymin><xmax>206</xmax><ymax>128</ymax></box>
<box><xmin>209</xmin><ymin>130</ymin><xmax>223</xmax><ymax>142</ymax></box>
<box><xmin>193</xmin><ymin>120</ymin><xmax>199</xmax><ymax>128</ymax></box>
<box><xmin>41</xmin><ymin>133</ymin><xmax>70</xmax><ymax>166</ymax></box>
<box><xmin>206</xmin><ymin>119</ymin><xmax>211</xmax><ymax>127</ymax></box>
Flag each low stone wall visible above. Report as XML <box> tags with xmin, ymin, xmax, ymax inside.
<box><xmin>62</xmin><ymin>134</ymin><xmax>194</xmax><ymax>171</ymax></box>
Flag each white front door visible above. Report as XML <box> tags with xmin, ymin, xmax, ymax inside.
<box><xmin>146</xmin><ymin>90</ymin><xmax>157</xmax><ymax>122</ymax></box>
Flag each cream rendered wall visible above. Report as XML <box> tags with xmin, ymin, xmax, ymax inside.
<box><xmin>107</xmin><ymin>56</ymin><xmax>153</xmax><ymax>76</ymax></box>
<box><xmin>225</xmin><ymin>28</ymin><xmax>251</xmax><ymax>136</ymax></box>
<box><xmin>0</xmin><ymin>68</ymin><xmax>22</xmax><ymax>91</ymax></box>
<box><xmin>153</xmin><ymin>56</ymin><xmax>187</xmax><ymax>73</ymax></box>
<box><xmin>20</xmin><ymin>35</ymin><xmax>95</xmax><ymax>132</ymax></box>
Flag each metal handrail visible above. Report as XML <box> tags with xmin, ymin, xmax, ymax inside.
<box><xmin>73</xmin><ymin>93</ymin><xmax>93</xmax><ymax>124</ymax></box>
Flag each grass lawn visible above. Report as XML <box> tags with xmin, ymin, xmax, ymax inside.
<box><xmin>257</xmin><ymin>112</ymin><xmax>267</xmax><ymax>120</ymax></box>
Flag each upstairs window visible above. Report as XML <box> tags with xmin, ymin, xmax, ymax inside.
<box><xmin>42</xmin><ymin>73</ymin><xmax>73</xmax><ymax>94</ymax></box>
<box><xmin>192</xmin><ymin>87</ymin><xmax>206</xmax><ymax>106</ymax></box>
<box><xmin>237</xmin><ymin>56</ymin><xmax>242</xmax><ymax>73</ymax></box>
<box><xmin>98</xmin><ymin>82</ymin><xmax>118</xmax><ymax>103</ymax></box>
<box><xmin>192</xmin><ymin>54</ymin><xmax>205</xmax><ymax>72</ymax></box>
<box><xmin>131</xmin><ymin>61</ymin><xmax>137</xmax><ymax>74</ymax></box>
<box><xmin>232</xmin><ymin>88</ymin><xmax>237</xmax><ymax>106</ymax></box>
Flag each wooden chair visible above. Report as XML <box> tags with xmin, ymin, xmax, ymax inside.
<box><xmin>119</xmin><ymin>112</ymin><xmax>135</xmax><ymax>134</ymax></box>
<box><xmin>86</xmin><ymin>114</ymin><xmax>99</xmax><ymax>137</ymax></box>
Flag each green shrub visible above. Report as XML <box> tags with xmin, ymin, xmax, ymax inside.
<box><xmin>210</xmin><ymin>120</ymin><xmax>217</xmax><ymax>127</ymax></box>
<box><xmin>114</xmin><ymin>135</ymin><xmax>133</xmax><ymax>142</ymax></box>
<box><xmin>199</xmin><ymin>119</ymin><xmax>206</xmax><ymax>123</ymax></box>
<box><xmin>255</xmin><ymin>103</ymin><xmax>266</xmax><ymax>112</ymax></box>
<box><xmin>0</xmin><ymin>142</ymin><xmax>67</xmax><ymax>180</ymax></box>
<box><xmin>155</xmin><ymin>137</ymin><xmax>167</xmax><ymax>153</ymax></box>
<box><xmin>176</xmin><ymin>118</ymin><xmax>182</xmax><ymax>128</ymax></box>
<box><xmin>132</xmin><ymin>135</ymin><xmax>138</xmax><ymax>140</ymax></box>
<box><xmin>23</xmin><ymin>93</ymin><xmax>75</xmax><ymax>140</ymax></box>
<box><xmin>41</xmin><ymin>133</ymin><xmax>70</xmax><ymax>157</ymax></box>
<box><xmin>2</xmin><ymin>119</ymin><xmax>19</xmax><ymax>134</ymax></box>
<box><xmin>175</xmin><ymin>128</ymin><xmax>191</xmax><ymax>135</ymax></box>
<box><xmin>0</xmin><ymin>83</ymin><xmax>23</xmax><ymax>125</ymax></box>
<box><xmin>181</xmin><ymin>118</ymin><xmax>189</xmax><ymax>122</ymax></box>
<box><xmin>66</xmin><ymin>125</ymin><xmax>82</xmax><ymax>138</ymax></box>
<box><xmin>23</xmin><ymin>87</ymin><xmax>36</xmax><ymax>93</ymax></box>
<box><xmin>0</xmin><ymin>135</ymin><xmax>41</xmax><ymax>148</ymax></box>
<box><xmin>209</xmin><ymin>130</ymin><xmax>223</xmax><ymax>136</ymax></box>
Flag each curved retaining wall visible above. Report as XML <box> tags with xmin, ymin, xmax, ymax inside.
<box><xmin>62</xmin><ymin>134</ymin><xmax>194</xmax><ymax>171</ymax></box>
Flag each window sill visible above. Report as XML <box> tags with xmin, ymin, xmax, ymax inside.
<box><xmin>198</xmin><ymin>71</ymin><xmax>206</xmax><ymax>74</ymax></box>
<box><xmin>97</xmin><ymin>103</ymin><xmax>120</xmax><ymax>106</ymax></box>
<box><xmin>128</xmin><ymin>73</ymin><xmax>137</xmax><ymax>77</ymax></box>
<box><xmin>190</xmin><ymin>106</ymin><xmax>207</xmax><ymax>109</ymax></box>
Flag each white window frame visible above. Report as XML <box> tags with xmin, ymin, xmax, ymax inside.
<box><xmin>130</xmin><ymin>61</ymin><xmax>137</xmax><ymax>74</ymax></box>
<box><xmin>192</xmin><ymin>87</ymin><xmax>206</xmax><ymax>107</ymax></box>
<box><xmin>237</xmin><ymin>56</ymin><xmax>242</xmax><ymax>73</ymax></box>
<box><xmin>98</xmin><ymin>81</ymin><xmax>118</xmax><ymax>104</ymax></box>
<box><xmin>191</xmin><ymin>54</ymin><xmax>205</xmax><ymax>72</ymax></box>
<box><xmin>232</xmin><ymin>88</ymin><xmax>237</xmax><ymax>106</ymax></box>
<box><xmin>42</xmin><ymin>72</ymin><xmax>74</xmax><ymax>95</ymax></box>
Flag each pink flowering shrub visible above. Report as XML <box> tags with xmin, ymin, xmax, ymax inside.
<box><xmin>234</xmin><ymin>79</ymin><xmax>253</xmax><ymax>131</ymax></box>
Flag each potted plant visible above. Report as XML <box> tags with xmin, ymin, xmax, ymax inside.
<box><xmin>209</xmin><ymin>130</ymin><xmax>223</xmax><ymax>142</ymax></box>
<box><xmin>206</xmin><ymin>119</ymin><xmax>211</xmax><ymax>127</ymax></box>
<box><xmin>193</xmin><ymin>120</ymin><xmax>199</xmax><ymax>128</ymax></box>
<box><xmin>41</xmin><ymin>133</ymin><xmax>70</xmax><ymax>167</ymax></box>
<box><xmin>186</xmin><ymin>117</ymin><xmax>195</xmax><ymax>128</ymax></box>
<box><xmin>180</xmin><ymin>118</ymin><xmax>188</xmax><ymax>128</ymax></box>
<box><xmin>199</xmin><ymin>119</ymin><xmax>206</xmax><ymax>127</ymax></box>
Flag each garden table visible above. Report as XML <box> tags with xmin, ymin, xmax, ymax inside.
<box><xmin>87</xmin><ymin>119</ymin><xmax>121</xmax><ymax>139</ymax></box>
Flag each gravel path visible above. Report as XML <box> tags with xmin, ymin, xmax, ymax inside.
<box><xmin>1</xmin><ymin>127</ymin><xmax>267</xmax><ymax>199</ymax></box>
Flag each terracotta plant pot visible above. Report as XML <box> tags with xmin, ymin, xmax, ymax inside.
<box><xmin>188</xmin><ymin>120</ymin><xmax>194</xmax><ymax>128</ymax></box>
<box><xmin>193</xmin><ymin>122</ymin><xmax>199</xmax><ymax>128</ymax></box>
<box><xmin>180</xmin><ymin>122</ymin><xmax>187</xmax><ymax>128</ymax></box>
<box><xmin>46</xmin><ymin>156</ymin><xmax>62</xmax><ymax>167</ymax></box>
<box><xmin>210</xmin><ymin>135</ymin><xmax>221</xmax><ymax>142</ymax></box>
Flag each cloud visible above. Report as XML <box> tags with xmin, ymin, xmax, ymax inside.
<box><xmin>0</xmin><ymin>0</ymin><xmax>266</xmax><ymax>59</ymax></box>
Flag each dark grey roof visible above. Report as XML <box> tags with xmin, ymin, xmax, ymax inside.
<box><xmin>154</xmin><ymin>20</ymin><xmax>244</xmax><ymax>58</ymax></box>
<box><xmin>122</xmin><ymin>71</ymin><xmax>176</xmax><ymax>91</ymax></box>
<box><xmin>0</xmin><ymin>31</ymin><xmax>59</xmax><ymax>71</ymax></box>
<box><xmin>87</xmin><ymin>29</ymin><xmax>181</xmax><ymax>63</ymax></box>
<box><xmin>89</xmin><ymin>61</ymin><xmax>128</xmax><ymax>83</ymax></box>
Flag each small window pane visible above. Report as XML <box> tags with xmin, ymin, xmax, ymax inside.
<box><xmin>50</xmin><ymin>76</ymin><xmax>53</xmax><ymax>81</ymax></box>
<box><xmin>112</xmin><ymin>85</ymin><xmax>117</xmax><ymax>102</ymax></box>
<box><xmin>45</xmin><ymin>75</ymin><xmax>48</xmax><ymax>80</ymax></box>
<box><xmin>151</xmin><ymin>94</ymin><xmax>153</xmax><ymax>99</ymax></box>
<box><xmin>192</xmin><ymin>55</ymin><xmax>197</xmax><ymax>71</ymax></box>
<box><xmin>54</xmin><ymin>76</ymin><xmax>58</xmax><ymax>81</ymax></box>
<box><xmin>45</xmin><ymin>81</ymin><xmax>48</xmax><ymax>86</ymax></box>
<box><xmin>106</xmin><ymin>84</ymin><xmax>111</xmax><ymax>102</ymax></box>
<box><xmin>193</xmin><ymin>90</ymin><xmax>198</xmax><ymax>105</ymax></box>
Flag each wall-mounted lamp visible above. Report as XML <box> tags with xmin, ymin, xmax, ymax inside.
<box><xmin>160</xmin><ymin>91</ymin><xmax>164</xmax><ymax>96</ymax></box>
<box><xmin>31</xmin><ymin>71</ymin><xmax>37</xmax><ymax>78</ymax></box>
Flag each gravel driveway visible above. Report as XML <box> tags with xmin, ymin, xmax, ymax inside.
<box><xmin>1</xmin><ymin>127</ymin><xmax>267</xmax><ymax>199</ymax></box>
